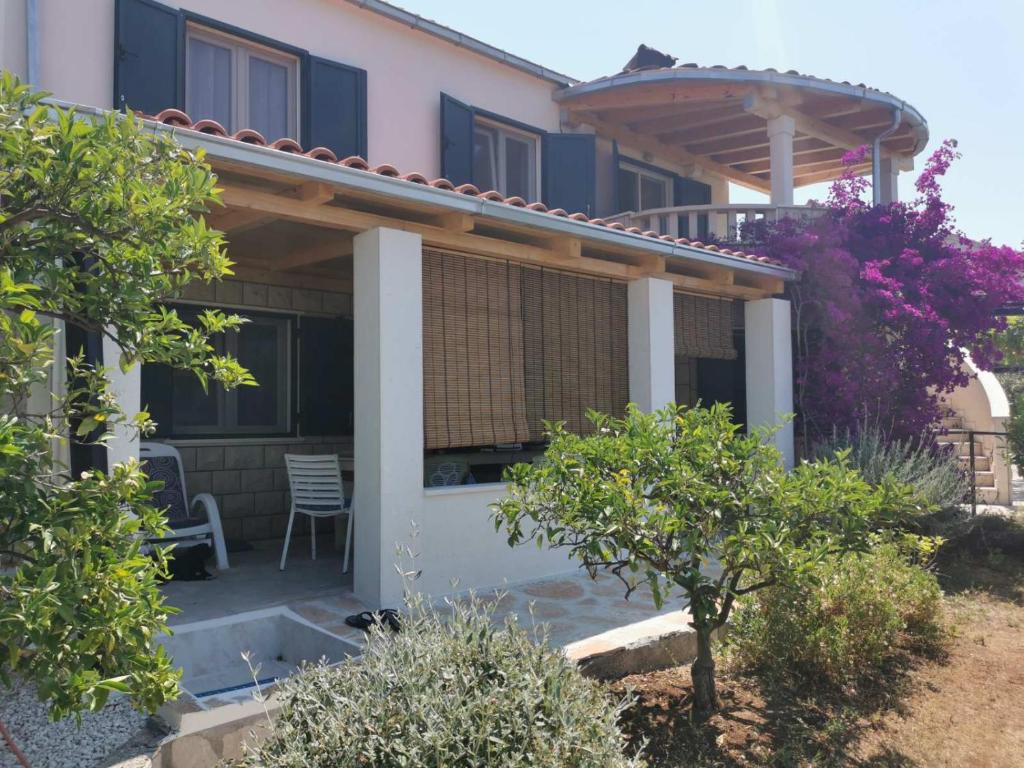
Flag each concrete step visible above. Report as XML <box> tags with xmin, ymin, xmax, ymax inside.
<box><xmin>973</xmin><ymin>470</ymin><xmax>996</xmax><ymax>487</ymax></box>
<box><xmin>958</xmin><ymin>455</ymin><xmax>992</xmax><ymax>472</ymax></box>
<box><xmin>937</xmin><ymin>435</ymin><xmax>985</xmax><ymax>451</ymax></box>
<box><xmin>974</xmin><ymin>486</ymin><xmax>999</xmax><ymax>504</ymax></box>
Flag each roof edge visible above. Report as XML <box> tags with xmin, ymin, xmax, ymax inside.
<box><xmin>557</xmin><ymin>67</ymin><xmax>929</xmax><ymax>155</ymax></box>
<box><xmin>342</xmin><ymin>0</ymin><xmax>578</xmax><ymax>87</ymax></box>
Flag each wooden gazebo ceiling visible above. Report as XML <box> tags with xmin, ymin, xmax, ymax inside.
<box><xmin>557</xmin><ymin>68</ymin><xmax>929</xmax><ymax>192</ymax></box>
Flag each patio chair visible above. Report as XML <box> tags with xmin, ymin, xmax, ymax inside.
<box><xmin>139</xmin><ymin>441</ymin><xmax>230</xmax><ymax>570</ymax></box>
<box><xmin>424</xmin><ymin>456</ymin><xmax>470</xmax><ymax>487</ymax></box>
<box><xmin>281</xmin><ymin>454</ymin><xmax>353</xmax><ymax>573</ymax></box>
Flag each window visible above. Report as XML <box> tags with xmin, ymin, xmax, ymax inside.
<box><xmin>185</xmin><ymin>25</ymin><xmax>299</xmax><ymax>143</ymax></box>
<box><xmin>472</xmin><ymin>119</ymin><xmax>539</xmax><ymax>199</ymax></box>
<box><xmin>616</xmin><ymin>163</ymin><xmax>672</xmax><ymax>214</ymax></box>
<box><xmin>161</xmin><ymin>310</ymin><xmax>292</xmax><ymax>436</ymax></box>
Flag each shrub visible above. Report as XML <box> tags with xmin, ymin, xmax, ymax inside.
<box><xmin>233</xmin><ymin>595</ymin><xmax>644</xmax><ymax>768</ymax></box>
<box><xmin>494</xmin><ymin>403</ymin><xmax>923</xmax><ymax>717</ymax></box>
<box><xmin>811</xmin><ymin>423</ymin><xmax>968</xmax><ymax>510</ymax></box>
<box><xmin>726</xmin><ymin>542</ymin><xmax>944</xmax><ymax>685</ymax></box>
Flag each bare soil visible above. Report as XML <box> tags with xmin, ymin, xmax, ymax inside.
<box><xmin>610</xmin><ymin>513</ymin><xmax>1024</xmax><ymax>767</ymax></box>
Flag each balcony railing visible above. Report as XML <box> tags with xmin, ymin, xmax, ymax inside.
<box><xmin>605</xmin><ymin>204</ymin><xmax>825</xmax><ymax>244</ymax></box>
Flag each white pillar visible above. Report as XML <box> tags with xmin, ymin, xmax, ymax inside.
<box><xmin>627</xmin><ymin>277</ymin><xmax>675</xmax><ymax>412</ymax></box>
<box><xmin>352</xmin><ymin>227</ymin><xmax>424</xmax><ymax>607</ymax></box>
<box><xmin>744</xmin><ymin>298</ymin><xmax>795</xmax><ymax>468</ymax></box>
<box><xmin>877</xmin><ymin>156</ymin><xmax>900</xmax><ymax>205</ymax></box>
<box><xmin>103</xmin><ymin>334</ymin><xmax>141</xmax><ymax>469</ymax></box>
<box><xmin>767</xmin><ymin>115</ymin><xmax>795</xmax><ymax>207</ymax></box>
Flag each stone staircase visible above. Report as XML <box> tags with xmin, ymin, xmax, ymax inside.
<box><xmin>937</xmin><ymin>414</ymin><xmax>999</xmax><ymax>504</ymax></box>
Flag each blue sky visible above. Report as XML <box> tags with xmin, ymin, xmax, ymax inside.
<box><xmin>396</xmin><ymin>0</ymin><xmax>1023</xmax><ymax>248</ymax></box>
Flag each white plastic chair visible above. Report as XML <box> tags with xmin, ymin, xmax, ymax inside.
<box><xmin>139</xmin><ymin>442</ymin><xmax>229</xmax><ymax>570</ymax></box>
<box><xmin>280</xmin><ymin>454</ymin><xmax>353</xmax><ymax>573</ymax></box>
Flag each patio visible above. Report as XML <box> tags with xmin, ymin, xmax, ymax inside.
<box><xmin>160</xmin><ymin>538</ymin><xmax>685</xmax><ymax>650</ymax></box>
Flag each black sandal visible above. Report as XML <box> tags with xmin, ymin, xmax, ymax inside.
<box><xmin>345</xmin><ymin>609</ymin><xmax>401</xmax><ymax>633</ymax></box>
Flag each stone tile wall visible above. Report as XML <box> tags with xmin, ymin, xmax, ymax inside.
<box><xmin>174</xmin><ymin>437</ymin><xmax>353</xmax><ymax>543</ymax></box>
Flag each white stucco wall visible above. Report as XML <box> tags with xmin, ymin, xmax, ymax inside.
<box><xmin>11</xmin><ymin>0</ymin><xmax>562</xmax><ymax>175</ymax></box>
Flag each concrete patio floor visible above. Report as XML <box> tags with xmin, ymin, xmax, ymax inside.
<box><xmin>161</xmin><ymin>538</ymin><xmax>684</xmax><ymax>649</ymax></box>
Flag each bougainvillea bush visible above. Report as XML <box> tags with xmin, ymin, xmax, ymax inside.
<box><xmin>749</xmin><ymin>141</ymin><xmax>1024</xmax><ymax>445</ymax></box>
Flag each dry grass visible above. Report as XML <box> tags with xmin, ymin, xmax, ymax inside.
<box><xmin>610</xmin><ymin>512</ymin><xmax>1024</xmax><ymax>767</ymax></box>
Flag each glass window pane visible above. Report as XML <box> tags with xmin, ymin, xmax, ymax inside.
<box><xmin>504</xmin><ymin>135</ymin><xmax>532</xmax><ymax>200</ymax></box>
<box><xmin>249</xmin><ymin>55</ymin><xmax>290</xmax><ymax>142</ymax></box>
<box><xmin>236</xmin><ymin>321</ymin><xmax>284</xmax><ymax>428</ymax></box>
<box><xmin>640</xmin><ymin>174</ymin><xmax>666</xmax><ymax>210</ymax></box>
<box><xmin>171</xmin><ymin>369</ymin><xmax>221</xmax><ymax>429</ymax></box>
<box><xmin>187</xmin><ymin>37</ymin><xmax>232</xmax><ymax>130</ymax></box>
<box><xmin>473</xmin><ymin>127</ymin><xmax>498</xmax><ymax>191</ymax></box>
<box><xmin>617</xmin><ymin>168</ymin><xmax>638</xmax><ymax>212</ymax></box>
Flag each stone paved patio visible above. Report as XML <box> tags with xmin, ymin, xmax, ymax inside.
<box><xmin>162</xmin><ymin>538</ymin><xmax>685</xmax><ymax>649</ymax></box>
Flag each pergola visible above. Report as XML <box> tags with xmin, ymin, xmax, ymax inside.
<box><xmin>557</xmin><ymin>65</ymin><xmax>929</xmax><ymax>204</ymax></box>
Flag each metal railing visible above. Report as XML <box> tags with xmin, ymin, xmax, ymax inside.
<box><xmin>940</xmin><ymin>428</ymin><xmax>1011</xmax><ymax>516</ymax></box>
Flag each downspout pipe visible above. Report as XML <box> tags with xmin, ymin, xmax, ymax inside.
<box><xmin>26</xmin><ymin>0</ymin><xmax>40</xmax><ymax>87</ymax></box>
<box><xmin>872</xmin><ymin>106</ymin><xmax>903</xmax><ymax>205</ymax></box>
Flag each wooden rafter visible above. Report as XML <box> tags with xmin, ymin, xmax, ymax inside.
<box><xmin>571</xmin><ymin>111</ymin><xmax>771</xmax><ymax>193</ymax></box>
<box><xmin>217</xmin><ymin>181</ymin><xmax>781</xmax><ymax>300</ymax></box>
<box><xmin>560</xmin><ymin>82</ymin><xmax>754</xmax><ymax>112</ymax></box>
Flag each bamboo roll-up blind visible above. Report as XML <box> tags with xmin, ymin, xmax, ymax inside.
<box><xmin>422</xmin><ymin>249</ymin><xmax>530</xmax><ymax>449</ymax></box>
<box><xmin>673</xmin><ymin>293</ymin><xmax>737</xmax><ymax>360</ymax></box>
<box><xmin>523</xmin><ymin>267</ymin><xmax>629</xmax><ymax>440</ymax></box>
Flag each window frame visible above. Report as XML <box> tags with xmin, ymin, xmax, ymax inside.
<box><xmin>617</xmin><ymin>161</ymin><xmax>673</xmax><ymax>214</ymax></box>
<box><xmin>156</xmin><ymin>306</ymin><xmax>297</xmax><ymax>439</ymax></box>
<box><xmin>473</xmin><ymin>115</ymin><xmax>541</xmax><ymax>200</ymax></box>
<box><xmin>185</xmin><ymin>22</ymin><xmax>301</xmax><ymax>141</ymax></box>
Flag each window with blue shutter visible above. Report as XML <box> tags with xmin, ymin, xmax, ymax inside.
<box><xmin>114</xmin><ymin>0</ymin><xmax>183</xmax><ymax>113</ymax></box>
<box><xmin>542</xmin><ymin>133</ymin><xmax>596</xmax><ymax>215</ymax></box>
<box><xmin>113</xmin><ymin>0</ymin><xmax>367</xmax><ymax>155</ymax></box>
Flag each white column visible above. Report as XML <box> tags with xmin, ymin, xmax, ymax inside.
<box><xmin>353</xmin><ymin>227</ymin><xmax>424</xmax><ymax>607</ymax></box>
<box><xmin>767</xmin><ymin>115</ymin><xmax>795</xmax><ymax>207</ymax></box>
<box><xmin>877</xmin><ymin>156</ymin><xmax>900</xmax><ymax>205</ymax></box>
<box><xmin>627</xmin><ymin>277</ymin><xmax>675</xmax><ymax>412</ymax></box>
<box><xmin>103</xmin><ymin>334</ymin><xmax>141</xmax><ymax>469</ymax></box>
<box><xmin>744</xmin><ymin>298</ymin><xmax>795</xmax><ymax>468</ymax></box>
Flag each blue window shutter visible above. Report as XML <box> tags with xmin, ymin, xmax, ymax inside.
<box><xmin>542</xmin><ymin>133</ymin><xmax>596</xmax><ymax>215</ymax></box>
<box><xmin>306</xmin><ymin>56</ymin><xmax>367</xmax><ymax>159</ymax></box>
<box><xmin>674</xmin><ymin>175</ymin><xmax>712</xmax><ymax>239</ymax></box>
<box><xmin>440</xmin><ymin>93</ymin><xmax>475</xmax><ymax>185</ymax></box>
<box><xmin>114</xmin><ymin>0</ymin><xmax>182</xmax><ymax>113</ymax></box>
<box><xmin>299</xmin><ymin>317</ymin><xmax>353</xmax><ymax>436</ymax></box>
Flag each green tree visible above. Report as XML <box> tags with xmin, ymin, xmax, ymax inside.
<box><xmin>493</xmin><ymin>403</ymin><xmax>921</xmax><ymax>717</ymax></box>
<box><xmin>0</xmin><ymin>73</ymin><xmax>252</xmax><ymax>718</ymax></box>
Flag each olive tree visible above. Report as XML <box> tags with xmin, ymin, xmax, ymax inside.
<box><xmin>493</xmin><ymin>403</ymin><xmax>921</xmax><ymax>717</ymax></box>
<box><xmin>0</xmin><ymin>74</ymin><xmax>251</xmax><ymax>718</ymax></box>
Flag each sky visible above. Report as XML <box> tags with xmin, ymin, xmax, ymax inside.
<box><xmin>395</xmin><ymin>0</ymin><xmax>1023</xmax><ymax>248</ymax></box>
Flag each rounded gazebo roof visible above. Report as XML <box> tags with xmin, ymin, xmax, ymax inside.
<box><xmin>556</xmin><ymin>64</ymin><xmax>929</xmax><ymax>192</ymax></box>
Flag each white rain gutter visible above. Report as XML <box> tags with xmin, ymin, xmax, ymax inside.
<box><xmin>872</xmin><ymin>107</ymin><xmax>903</xmax><ymax>206</ymax></box>
<box><xmin>45</xmin><ymin>99</ymin><xmax>796</xmax><ymax>281</ymax></box>
<box><xmin>25</xmin><ymin>0</ymin><xmax>39</xmax><ymax>86</ymax></box>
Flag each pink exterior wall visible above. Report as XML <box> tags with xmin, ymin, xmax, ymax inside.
<box><xmin>7</xmin><ymin>0</ymin><xmax>561</xmax><ymax>176</ymax></box>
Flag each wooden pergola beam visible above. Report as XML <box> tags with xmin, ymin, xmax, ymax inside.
<box><xmin>572</xmin><ymin>111</ymin><xmax>771</xmax><ymax>193</ymax></box>
<box><xmin>218</xmin><ymin>183</ymin><xmax>780</xmax><ymax>300</ymax></box>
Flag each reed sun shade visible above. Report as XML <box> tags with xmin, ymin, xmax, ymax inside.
<box><xmin>422</xmin><ymin>249</ymin><xmax>530</xmax><ymax>450</ymax></box>
<box><xmin>673</xmin><ymin>293</ymin><xmax>737</xmax><ymax>360</ymax></box>
<box><xmin>522</xmin><ymin>268</ymin><xmax>629</xmax><ymax>440</ymax></box>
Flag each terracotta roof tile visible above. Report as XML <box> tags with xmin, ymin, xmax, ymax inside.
<box><xmin>142</xmin><ymin>109</ymin><xmax>779</xmax><ymax>268</ymax></box>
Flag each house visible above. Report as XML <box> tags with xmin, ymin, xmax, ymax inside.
<box><xmin>2</xmin><ymin>0</ymin><xmax>930</xmax><ymax>607</ymax></box>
